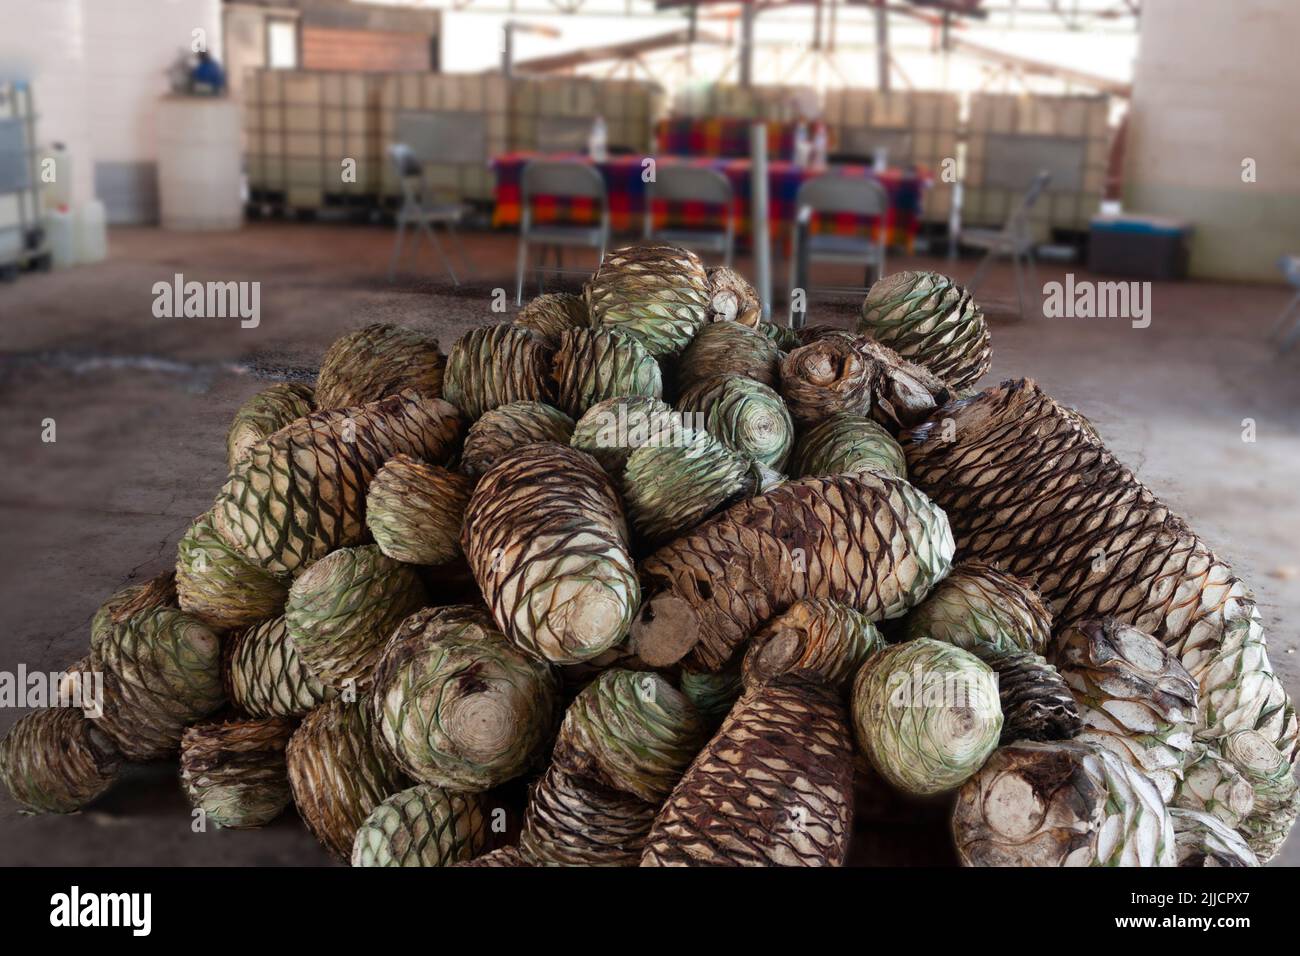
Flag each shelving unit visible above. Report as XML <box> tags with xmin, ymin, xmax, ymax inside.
<box><xmin>0</xmin><ymin>82</ymin><xmax>51</xmax><ymax>278</ymax></box>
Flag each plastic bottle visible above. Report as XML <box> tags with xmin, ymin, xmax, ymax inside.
<box><xmin>74</xmin><ymin>200</ymin><xmax>108</xmax><ymax>264</ymax></box>
<box><xmin>46</xmin><ymin>205</ymin><xmax>77</xmax><ymax>268</ymax></box>
<box><xmin>588</xmin><ymin>116</ymin><xmax>608</xmax><ymax>162</ymax></box>
<box><xmin>794</xmin><ymin>122</ymin><xmax>810</xmax><ymax>167</ymax></box>
<box><xmin>813</xmin><ymin>123</ymin><xmax>829</xmax><ymax>168</ymax></box>
<box><xmin>42</xmin><ymin>143</ymin><xmax>74</xmax><ymax>213</ymax></box>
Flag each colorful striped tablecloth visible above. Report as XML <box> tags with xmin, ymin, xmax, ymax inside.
<box><xmin>491</xmin><ymin>152</ymin><xmax>929</xmax><ymax>251</ymax></box>
<box><xmin>653</xmin><ymin>118</ymin><xmax>825</xmax><ymax>161</ymax></box>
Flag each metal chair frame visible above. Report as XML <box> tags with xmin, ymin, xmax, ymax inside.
<box><xmin>515</xmin><ymin>160</ymin><xmax>610</xmax><ymax>306</ymax></box>
<box><xmin>960</xmin><ymin>170</ymin><xmax>1052</xmax><ymax>320</ymax></box>
<box><xmin>1270</xmin><ymin>255</ymin><xmax>1300</xmax><ymax>353</ymax></box>
<box><xmin>643</xmin><ymin>165</ymin><xmax>735</xmax><ymax>266</ymax></box>
<box><xmin>788</xmin><ymin>174</ymin><xmax>890</xmax><ymax>327</ymax></box>
<box><xmin>387</xmin><ymin>143</ymin><xmax>472</xmax><ymax>285</ymax></box>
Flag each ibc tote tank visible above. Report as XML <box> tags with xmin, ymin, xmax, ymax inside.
<box><xmin>156</xmin><ymin>96</ymin><xmax>242</xmax><ymax>231</ymax></box>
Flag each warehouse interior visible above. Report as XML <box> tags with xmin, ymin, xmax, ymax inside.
<box><xmin>1</xmin><ymin>0</ymin><xmax>1298</xmax><ymax>867</ymax></box>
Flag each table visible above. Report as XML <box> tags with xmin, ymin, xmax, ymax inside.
<box><xmin>491</xmin><ymin>152</ymin><xmax>929</xmax><ymax>251</ymax></box>
<box><xmin>654</xmin><ymin>117</ymin><xmax>822</xmax><ymax>161</ymax></box>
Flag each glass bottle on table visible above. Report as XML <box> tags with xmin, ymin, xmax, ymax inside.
<box><xmin>813</xmin><ymin>123</ymin><xmax>828</xmax><ymax>169</ymax></box>
<box><xmin>589</xmin><ymin>115</ymin><xmax>608</xmax><ymax>162</ymax></box>
<box><xmin>793</xmin><ymin>121</ymin><xmax>811</xmax><ymax>168</ymax></box>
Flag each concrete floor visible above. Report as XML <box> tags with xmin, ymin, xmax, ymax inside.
<box><xmin>1</xmin><ymin>223</ymin><xmax>1297</xmax><ymax>865</ymax></box>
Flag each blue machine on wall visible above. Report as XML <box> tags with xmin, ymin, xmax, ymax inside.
<box><xmin>167</xmin><ymin>50</ymin><xmax>228</xmax><ymax>97</ymax></box>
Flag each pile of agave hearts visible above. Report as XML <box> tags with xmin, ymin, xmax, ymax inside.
<box><xmin>1</xmin><ymin>245</ymin><xmax>1295</xmax><ymax>868</ymax></box>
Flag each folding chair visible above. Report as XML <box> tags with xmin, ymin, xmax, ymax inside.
<box><xmin>788</xmin><ymin>174</ymin><xmax>889</xmax><ymax>327</ymax></box>
<box><xmin>515</xmin><ymin>160</ymin><xmax>610</xmax><ymax>307</ymax></box>
<box><xmin>387</xmin><ymin>144</ymin><xmax>472</xmax><ymax>284</ymax></box>
<box><xmin>960</xmin><ymin>170</ymin><xmax>1051</xmax><ymax>320</ymax></box>
<box><xmin>644</xmin><ymin>165</ymin><xmax>735</xmax><ymax>266</ymax></box>
<box><xmin>1270</xmin><ymin>255</ymin><xmax>1300</xmax><ymax>353</ymax></box>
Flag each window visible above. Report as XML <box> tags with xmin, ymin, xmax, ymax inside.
<box><xmin>267</xmin><ymin>20</ymin><xmax>298</xmax><ymax>70</ymax></box>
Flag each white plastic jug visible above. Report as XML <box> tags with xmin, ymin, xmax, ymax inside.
<box><xmin>42</xmin><ymin>144</ymin><xmax>74</xmax><ymax>213</ymax></box>
<box><xmin>75</xmin><ymin>199</ymin><xmax>108</xmax><ymax>264</ymax></box>
<box><xmin>46</xmin><ymin>207</ymin><xmax>77</xmax><ymax>268</ymax></box>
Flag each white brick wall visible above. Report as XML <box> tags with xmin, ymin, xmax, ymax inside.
<box><xmin>1124</xmin><ymin>0</ymin><xmax>1300</xmax><ymax>280</ymax></box>
<box><xmin>0</xmin><ymin>0</ymin><xmax>222</xmax><ymax>213</ymax></box>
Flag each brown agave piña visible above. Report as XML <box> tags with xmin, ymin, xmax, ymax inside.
<box><xmin>630</xmin><ymin>470</ymin><xmax>953</xmax><ymax>672</ymax></box>
<box><xmin>642</xmin><ymin>673</ymin><xmax>855</xmax><ymax>866</ymax></box>
<box><xmin>462</xmin><ymin>442</ymin><xmax>639</xmax><ymax>665</ymax></box>
<box><xmin>901</xmin><ymin>380</ymin><xmax>1297</xmax><ymax>760</ymax></box>
<box><xmin>213</xmin><ymin>389</ymin><xmax>463</xmax><ymax>577</ymax></box>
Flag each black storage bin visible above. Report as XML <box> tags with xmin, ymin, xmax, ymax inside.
<box><xmin>1088</xmin><ymin>214</ymin><xmax>1192</xmax><ymax>280</ymax></box>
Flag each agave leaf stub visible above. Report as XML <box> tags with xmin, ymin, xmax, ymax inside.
<box><xmin>1051</xmin><ymin>618</ymin><xmax>1199</xmax><ymax>802</ymax></box>
<box><xmin>1170</xmin><ymin>808</ymin><xmax>1259</xmax><ymax>867</ymax></box>
<box><xmin>226</xmin><ymin>382</ymin><xmax>315</xmax><ymax>469</ymax></box>
<box><xmin>462</xmin><ymin>443</ymin><xmax>639</xmax><ymax>665</ymax></box>
<box><xmin>1221</xmin><ymin>729</ymin><xmax>1300</xmax><ymax>862</ymax></box>
<box><xmin>0</xmin><ymin>708</ymin><xmax>121</xmax><ymax>814</ymax></box>
<box><xmin>779</xmin><ymin>332</ymin><xmax>873</xmax><ymax>427</ymax></box>
<box><xmin>315</xmin><ymin>323</ymin><xmax>445</xmax><ymax>410</ymax></box>
<box><xmin>285</xmin><ymin>545</ymin><xmax>428</xmax><ymax>690</ymax></box>
<box><xmin>180</xmin><ymin>717</ymin><xmax>295</xmax><ymax>829</ymax></box>
<box><xmin>779</xmin><ymin>332</ymin><xmax>949</xmax><ymax>432</ymax></box>
<box><xmin>642</xmin><ymin>674</ymin><xmax>855</xmax><ymax>867</ymax></box>
<box><xmin>952</xmin><ymin>739</ymin><xmax>1176</xmax><ymax>867</ymax></box>
<box><xmin>851</xmin><ymin>639</ymin><xmax>1002</xmax><ymax>796</ymax></box>
<box><xmin>461</xmin><ymin>401</ymin><xmax>575</xmax><ymax>480</ymax></box>
<box><xmin>705</xmin><ymin>266</ymin><xmax>761</xmax><ymax>327</ymax></box>
<box><xmin>371</xmin><ymin>605</ymin><xmax>560</xmax><ymax>791</ymax></box>
<box><xmin>1172</xmin><ymin>746</ymin><xmax>1256</xmax><ymax>830</ymax></box>
<box><xmin>351</xmin><ymin>784</ymin><xmax>488</xmax><ymax>867</ymax></box>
